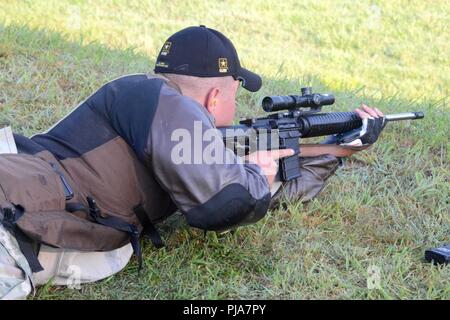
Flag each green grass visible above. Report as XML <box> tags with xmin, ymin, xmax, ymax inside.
<box><xmin>0</xmin><ymin>0</ymin><xmax>449</xmax><ymax>299</ymax></box>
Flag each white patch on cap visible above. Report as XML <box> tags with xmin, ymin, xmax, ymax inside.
<box><xmin>156</xmin><ymin>61</ymin><xmax>169</xmax><ymax>68</ymax></box>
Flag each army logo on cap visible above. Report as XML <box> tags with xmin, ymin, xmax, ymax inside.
<box><xmin>161</xmin><ymin>41</ymin><xmax>172</xmax><ymax>56</ymax></box>
<box><xmin>218</xmin><ymin>58</ymin><xmax>228</xmax><ymax>73</ymax></box>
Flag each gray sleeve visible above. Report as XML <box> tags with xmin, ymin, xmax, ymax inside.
<box><xmin>147</xmin><ymin>83</ymin><xmax>271</xmax><ymax>231</ymax></box>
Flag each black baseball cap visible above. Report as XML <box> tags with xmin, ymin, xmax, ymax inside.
<box><xmin>154</xmin><ymin>25</ymin><xmax>262</xmax><ymax>92</ymax></box>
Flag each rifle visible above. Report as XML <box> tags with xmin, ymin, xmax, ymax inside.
<box><xmin>218</xmin><ymin>87</ymin><xmax>424</xmax><ymax>182</ymax></box>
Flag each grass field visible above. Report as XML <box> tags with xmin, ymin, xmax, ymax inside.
<box><xmin>0</xmin><ymin>0</ymin><xmax>449</xmax><ymax>299</ymax></box>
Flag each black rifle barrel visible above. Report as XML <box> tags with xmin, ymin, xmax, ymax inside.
<box><xmin>218</xmin><ymin>111</ymin><xmax>424</xmax><ymax>139</ymax></box>
<box><xmin>299</xmin><ymin>111</ymin><xmax>360</xmax><ymax>137</ymax></box>
<box><xmin>299</xmin><ymin>111</ymin><xmax>424</xmax><ymax>138</ymax></box>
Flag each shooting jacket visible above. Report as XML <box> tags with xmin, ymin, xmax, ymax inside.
<box><xmin>0</xmin><ymin>74</ymin><xmax>271</xmax><ymax>271</ymax></box>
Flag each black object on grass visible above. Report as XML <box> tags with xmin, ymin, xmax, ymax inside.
<box><xmin>425</xmin><ymin>244</ymin><xmax>450</xmax><ymax>265</ymax></box>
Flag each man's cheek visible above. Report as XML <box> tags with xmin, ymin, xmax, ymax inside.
<box><xmin>230</xmin><ymin>102</ymin><xmax>237</xmax><ymax>118</ymax></box>
<box><xmin>226</xmin><ymin>108</ymin><xmax>236</xmax><ymax>124</ymax></box>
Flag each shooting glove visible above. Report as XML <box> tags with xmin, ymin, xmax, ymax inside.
<box><xmin>322</xmin><ymin>116</ymin><xmax>386</xmax><ymax>146</ymax></box>
<box><xmin>357</xmin><ymin>117</ymin><xmax>386</xmax><ymax>145</ymax></box>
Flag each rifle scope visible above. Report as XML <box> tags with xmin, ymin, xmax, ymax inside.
<box><xmin>262</xmin><ymin>87</ymin><xmax>335</xmax><ymax>112</ymax></box>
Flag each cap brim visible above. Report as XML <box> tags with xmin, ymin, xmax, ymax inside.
<box><xmin>235</xmin><ymin>67</ymin><xmax>262</xmax><ymax>92</ymax></box>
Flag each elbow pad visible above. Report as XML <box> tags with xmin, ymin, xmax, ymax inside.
<box><xmin>185</xmin><ymin>184</ymin><xmax>271</xmax><ymax>231</ymax></box>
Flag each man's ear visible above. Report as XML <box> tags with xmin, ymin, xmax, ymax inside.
<box><xmin>205</xmin><ymin>87</ymin><xmax>220</xmax><ymax>113</ymax></box>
